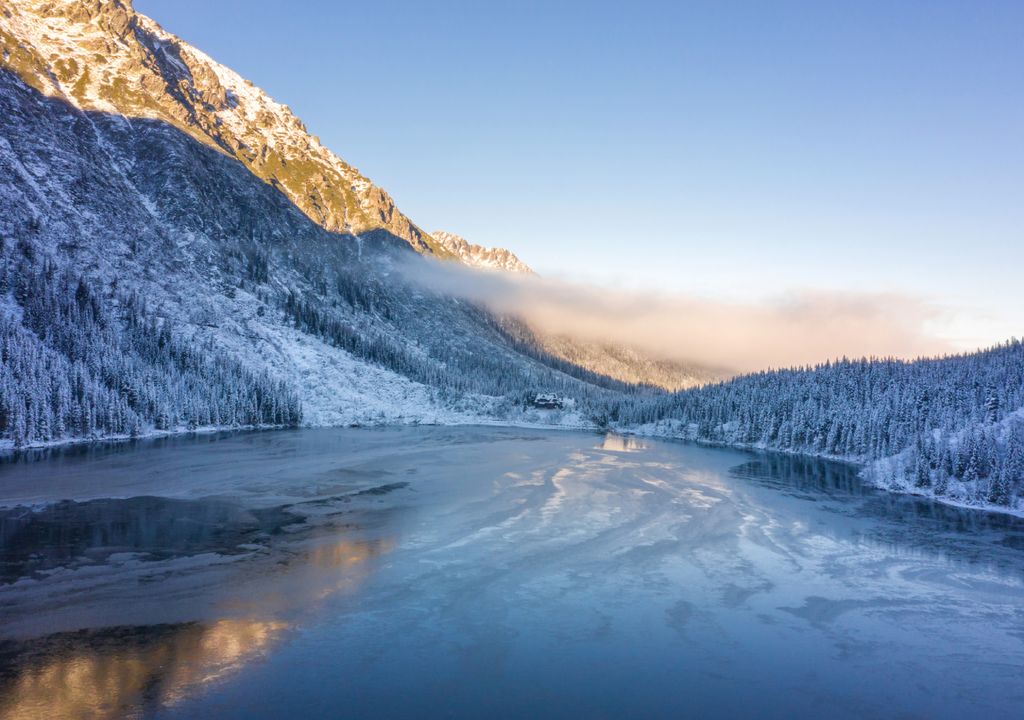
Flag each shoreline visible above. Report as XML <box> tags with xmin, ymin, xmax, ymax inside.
<box><xmin>3</xmin><ymin>418</ymin><xmax>1022</xmax><ymax>520</ymax></box>
<box><xmin>0</xmin><ymin>423</ymin><xmax>292</xmax><ymax>456</ymax></box>
<box><xmin>619</xmin><ymin>425</ymin><xmax>1024</xmax><ymax>520</ymax></box>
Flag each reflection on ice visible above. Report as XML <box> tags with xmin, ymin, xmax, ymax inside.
<box><xmin>598</xmin><ymin>434</ymin><xmax>649</xmax><ymax>453</ymax></box>
<box><xmin>0</xmin><ymin>426</ymin><xmax>1022</xmax><ymax>720</ymax></box>
<box><xmin>0</xmin><ymin>488</ymin><xmax>400</xmax><ymax>717</ymax></box>
<box><xmin>0</xmin><ymin>619</ymin><xmax>287</xmax><ymax>720</ymax></box>
<box><xmin>0</xmin><ymin>497</ymin><xmax>302</xmax><ymax>583</ymax></box>
<box><xmin>732</xmin><ymin>452</ymin><xmax>1024</xmax><ymax>580</ymax></box>
<box><xmin>0</xmin><ymin>529</ymin><xmax>397</xmax><ymax>718</ymax></box>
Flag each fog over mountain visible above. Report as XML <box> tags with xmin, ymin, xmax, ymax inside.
<box><xmin>400</xmin><ymin>256</ymin><xmax>950</xmax><ymax>373</ymax></box>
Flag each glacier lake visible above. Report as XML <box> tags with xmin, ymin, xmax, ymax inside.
<box><xmin>1</xmin><ymin>426</ymin><xmax>1023</xmax><ymax>719</ymax></box>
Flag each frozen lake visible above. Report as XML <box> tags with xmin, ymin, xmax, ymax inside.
<box><xmin>1</xmin><ymin>426</ymin><xmax>1022</xmax><ymax>719</ymax></box>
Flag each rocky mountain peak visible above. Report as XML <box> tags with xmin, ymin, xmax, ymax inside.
<box><xmin>0</xmin><ymin>0</ymin><xmax>451</xmax><ymax>256</ymax></box>
<box><xmin>430</xmin><ymin>231</ymin><xmax>532</xmax><ymax>274</ymax></box>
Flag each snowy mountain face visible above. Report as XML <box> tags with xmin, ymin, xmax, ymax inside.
<box><xmin>0</xmin><ymin>0</ymin><xmax>715</xmax><ymax>398</ymax></box>
<box><xmin>430</xmin><ymin>231</ymin><xmax>532</xmax><ymax>274</ymax></box>
<box><xmin>0</xmin><ymin>0</ymin><xmax>446</xmax><ymax>255</ymax></box>
<box><xmin>0</xmin><ymin>0</ymin><xmax>655</xmax><ymax>440</ymax></box>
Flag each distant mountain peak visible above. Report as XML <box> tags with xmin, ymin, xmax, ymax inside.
<box><xmin>430</xmin><ymin>231</ymin><xmax>532</xmax><ymax>274</ymax></box>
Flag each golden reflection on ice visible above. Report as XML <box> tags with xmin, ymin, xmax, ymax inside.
<box><xmin>305</xmin><ymin>537</ymin><xmax>396</xmax><ymax>600</ymax></box>
<box><xmin>0</xmin><ymin>536</ymin><xmax>396</xmax><ymax>720</ymax></box>
<box><xmin>306</xmin><ymin>537</ymin><xmax>395</xmax><ymax>569</ymax></box>
<box><xmin>598</xmin><ymin>434</ymin><xmax>648</xmax><ymax>453</ymax></box>
<box><xmin>0</xmin><ymin>619</ymin><xmax>286</xmax><ymax>720</ymax></box>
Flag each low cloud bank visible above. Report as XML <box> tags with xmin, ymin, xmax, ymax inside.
<box><xmin>399</xmin><ymin>257</ymin><xmax>951</xmax><ymax>374</ymax></box>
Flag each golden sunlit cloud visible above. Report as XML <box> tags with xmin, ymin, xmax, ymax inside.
<box><xmin>401</xmin><ymin>257</ymin><xmax>952</xmax><ymax>373</ymax></box>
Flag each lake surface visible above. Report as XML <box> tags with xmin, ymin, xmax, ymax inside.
<box><xmin>1</xmin><ymin>426</ymin><xmax>1023</xmax><ymax>719</ymax></box>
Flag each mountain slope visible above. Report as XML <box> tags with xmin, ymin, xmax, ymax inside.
<box><xmin>0</xmin><ymin>0</ymin><xmax>447</xmax><ymax>255</ymax></box>
<box><xmin>0</xmin><ymin>0</ymin><xmax>717</xmax><ymax>399</ymax></box>
<box><xmin>0</xmin><ymin>64</ymin><xmax>645</xmax><ymax>431</ymax></box>
<box><xmin>0</xmin><ymin>0</ymin><xmax>664</xmax><ymax>447</ymax></box>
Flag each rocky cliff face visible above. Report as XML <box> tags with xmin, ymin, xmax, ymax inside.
<box><xmin>430</xmin><ymin>231</ymin><xmax>532</xmax><ymax>274</ymax></box>
<box><xmin>0</xmin><ymin>0</ymin><xmax>448</xmax><ymax>255</ymax></box>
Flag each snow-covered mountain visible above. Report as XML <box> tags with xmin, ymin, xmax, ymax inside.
<box><xmin>0</xmin><ymin>0</ymin><xmax>716</xmax><ymax>410</ymax></box>
<box><xmin>430</xmin><ymin>231</ymin><xmax>532</xmax><ymax>274</ymax></box>
<box><xmin>1</xmin><ymin>0</ymin><xmax>662</xmax><ymax>442</ymax></box>
<box><xmin>0</xmin><ymin>0</ymin><xmax>446</xmax><ymax>255</ymax></box>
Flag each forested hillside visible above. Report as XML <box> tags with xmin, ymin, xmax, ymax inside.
<box><xmin>0</xmin><ymin>240</ymin><xmax>301</xmax><ymax>446</ymax></box>
<box><xmin>608</xmin><ymin>343</ymin><xmax>1024</xmax><ymax>511</ymax></box>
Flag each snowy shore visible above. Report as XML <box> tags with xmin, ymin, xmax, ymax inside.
<box><xmin>3</xmin><ymin>412</ymin><xmax>1023</xmax><ymax>521</ymax></box>
<box><xmin>626</xmin><ymin>420</ymin><xmax>1024</xmax><ymax>520</ymax></box>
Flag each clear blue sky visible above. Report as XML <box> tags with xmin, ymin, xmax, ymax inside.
<box><xmin>137</xmin><ymin>0</ymin><xmax>1023</xmax><ymax>348</ymax></box>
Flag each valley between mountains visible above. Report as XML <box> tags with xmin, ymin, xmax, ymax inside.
<box><xmin>1</xmin><ymin>0</ymin><xmax>1023</xmax><ymax>517</ymax></box>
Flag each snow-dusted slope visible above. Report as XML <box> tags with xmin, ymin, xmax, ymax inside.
<box><xmin>0</xmin><ymin>0</ymin><xmax>719</xmax><ymax>410</ymax></box>
<box><xmin>0</xmin><ymin>0</ymin><xmax>447</xmax><ymax>255</ymax></box>
<box><xmin>1</xmin><ymin>1</ymin><xmax>662</xmax><ymax>445</ymax></box>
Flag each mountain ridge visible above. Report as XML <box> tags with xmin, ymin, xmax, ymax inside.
<box><xmin>0</xmin><ymin>6</ymin><xmax>650</xmax><ymax>442</ymax></box>
<box><xmin>430</xmin><ymin>230</ymin><xmax>532</xmax><ymax>274</ymax></box>
<box><xmin>0</xmin><ymin>0</ymin><xmax>448</xmax><ymax>256</ymax></box>
<box><xmin>0</xmin><ymin>0</ymin><xmax>721</xmax><ymax>393</ymax></box>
